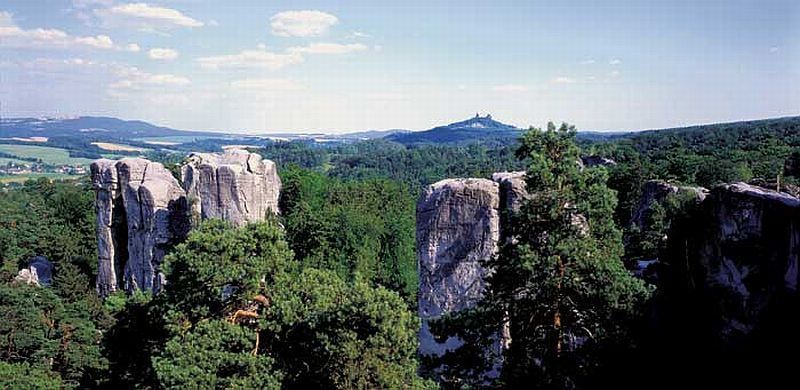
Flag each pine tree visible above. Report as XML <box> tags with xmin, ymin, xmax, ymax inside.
<box><xmin>488</xmin><ymin>123</ymin><xmax>651</xmax><ymax>387</ymax></box>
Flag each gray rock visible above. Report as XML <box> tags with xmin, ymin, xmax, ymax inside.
<box><xmin>182</xmin><ymin>149</ymin><xmax>281</xmax><ymax>226</ymax></box>
<box><xmin>91</xmin><ymin>159</ymin><xmax>121</xmax><ymax>296</ymax></box>
<box><xmin>492</xmin><ymin>171</ymin><xmax>527</xmax><ymax>213</ymax></box>
<box><xmin>580</xmin><ymin>155</ymin><xmax>617</xmax><ymax>168</ymax></box>
<box><xmin>666</xmin><ymin>182</ymin><xmax>800</xmax><ymax>342</ymax></box>
<box><xmin>91</xmin><ymin>158</ymin><xmax>190</xmax><ymax>295</ymax></box>
<box><xmin>631</xmin><ymin>180</ymin><xmax>707</xmax><ymax>230</ymax></box>
<box><xmin>14</xmin><ymin>268</ymin><xmax>39</xmax><ymax>286</ymax></box>
<box><xmin>417</xmin><ymin>178</ymin><xmax>501</xmax><ymax>372</ymax></box>
<box><xmin>12</xmin><ymin>256</ymin><xmax>54</xmax><ymax>287</ymax></box>
<box><xmin>92</xmin><ymin>151</ymin><xmax>281</xmax><ymax>295</ymax></box>
<box><xmin>28</xmin><ymin>256</ymin><xmax>53</xmax><ymax>286</ymax></box>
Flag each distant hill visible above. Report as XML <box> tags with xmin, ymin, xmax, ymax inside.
<box><xmin>0</xmin><ymin>116</ymin><xmax>223</xmax><ymax>139</ymax></box>
<box><xmin>385</xmin><ymin>114</ymin><xmax>522</xmax><ymax>145</ymax></box>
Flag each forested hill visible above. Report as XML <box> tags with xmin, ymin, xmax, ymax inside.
<box><xmin>385</xmin><ymin>114</ymin><xmax>522</xmax><ymax>145</ymax></box>
<box><xmin>0</xmin><ymin>117</ymin><xmax>223</xmax><ymax>139</ymax></box>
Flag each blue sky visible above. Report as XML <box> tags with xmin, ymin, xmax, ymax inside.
<box><xmin>0</xmin><ymin>0</ymin><xmax>797</xmax><ymax>133</ymax></box>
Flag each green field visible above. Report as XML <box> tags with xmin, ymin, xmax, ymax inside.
<box><xmin>0</xmin><ymin>157</ymin><xmax>31</xmax><ymax>165</ymax></box>
<box><xmin>136</xmin><ymin>135</ymin><xmax>224</xmax><ymax>144</ymax></box>
<box><xmin>0</xmin><ymin>172</ymin><xmax>78</xmax><ymax>184</ymax></box>
<box><xmin>0</xmin><ymin>144</ymin><xmax>94</xmax><ymax>166</ymax></box>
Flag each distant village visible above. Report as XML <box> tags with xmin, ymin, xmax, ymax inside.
<box><xmin>0</xmin><ymin>161</ymin><xmax>87</xmax><ymax>177</ymax></box>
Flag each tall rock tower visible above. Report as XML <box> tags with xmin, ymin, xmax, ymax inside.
<box><xmin>91</xmin><ymin>158</ymin><xmax>191</xmax><ymax>296</ymax></box>
<box><xmin>91</xmin><ymin>150</ymin><xmax>281</xmax><ymax>296</ymax></box>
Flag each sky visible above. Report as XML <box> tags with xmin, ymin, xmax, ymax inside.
<box><xmin>0</xmin><ymin>0</ymin><xmax>797</xmax><ymax>134</ymax></box>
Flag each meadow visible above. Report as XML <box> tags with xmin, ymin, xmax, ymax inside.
<box><xmin>0</xmin><ymin>144</ymin><xmax>94</xmax><ymax>165</ymax></box>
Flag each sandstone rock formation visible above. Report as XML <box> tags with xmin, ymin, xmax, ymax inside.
<box><xmin>631</xmin><ymin>180</ymin><xmax>708</xmax><ymax>230</ymax></box>
<box><xmin>580</xmin><ymin>155</ymin><xmax>617</xmax><ymax>168</ymax></box>
<box><xmin>182</xmin><ymin>149</ymin><xmax>281</xmax><ymax>226</ymax></box>
<box><xmin>492</xmin><ymin>171</ymin><xmax>527</xmax><ymax>213</ymax></box>
<box><xmin>664</xmin><ymin>182</ymin><xmax>800</xmax><ymax>343</ymax></box>
<box><xmin>14</xmin><ymin>256</ymin><xmax>53</xmax><ymax>287</ymax></box>
<box><xmin>92</xmin><ymin>150</ymin><xmax>281</xmax><ymax>295</ymax></box>
<box><xmin>91</xmin><ymin>158</ymin><xmax>191</xmax><ymax>296</ymax></box>
<box><xmin>417</xmin><ymin>178</ymin><xmax>500</xmax><ymax>359</ymax></box>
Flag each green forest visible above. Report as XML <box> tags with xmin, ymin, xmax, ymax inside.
<box><xmin>1</xmin><ymin>117</ymin><xmax>799</xmax><ymax>388</ymax></box>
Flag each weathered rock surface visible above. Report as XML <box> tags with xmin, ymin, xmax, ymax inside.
<box><xmin>91</xmin><ymin>158</ymin><xmax>191</xmax><ymax>295</ymax></box>
<box><xmin>182</xmin><ymin>149</ymin><xmax>281</xmax><ymax>226</ymax></box>
<box><xmin>664</xmin><ymin>182</ymin><xmax>800</xmax><ymax>343</ymax></box>
<box><xmin>492</xmin><ymin>171</ymin><xmax>527</xmax><ymax>213</ymax></box>
<box><xmin>631</xmin><ymin>180</ymin><xmax>708</xmax><ymax>230</ymax></box>
<box><xmin>14</xmin><ymin>256</ymin><xmax>53</xmax><ymax>286</ymax></box>
<box><xmin>417</xmin><ymin>178</ymin><xmax>500</xmax><ymax>358</ymax></box>
<box><xmin>92</xmin><ymin>151</ymin><xmax>281</xmax><ymax>295</ymax></box>
<box><xmin>580</xmin><ymin>155</ymin><xmax>617</xmax><ymax>168</ymax></box>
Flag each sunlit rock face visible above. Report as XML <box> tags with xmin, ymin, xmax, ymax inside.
<box><xmin>417</xmin><ymin>178</ymin><xmax>500</xmax><ymax>358</ymax></box>
<box><xmin>181</xmin><ymin>149</ymin><xmax>281</xmax><ymax>226</ymax></box>
<box><xmin>13</xmin><ymin>256</ymin><xmax>54</xmax><ymax>287</ymax></box>
<box><xmin>91</xmin><ymin>158</ymin><xmax>190</xmax><ymax>295</ymax></box>
<box><xmin>92</xmin><ymin>151</ymin><xmax>281</xmax><ymax>296</ymax></box>
<box><xmin>665</xmin><ymin>182</ymin><xmax>800</xmax><ymax>343</ymax></box>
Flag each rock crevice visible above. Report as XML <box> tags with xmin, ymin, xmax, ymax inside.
<box><xmin>91</xmin><ymin>150</ymin><xmax>281</xmax><ymax>295</ymax></box>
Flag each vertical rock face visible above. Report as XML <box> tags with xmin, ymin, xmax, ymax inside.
<box><xmin>91</xmin><ymin>158</ymin><xmax>191</xmax><ymax>295</ymax></box>
<box><xmin>631</xmin><ymin>180</ymin><xmax>707</xmax><ymax>230</ymax></box>
<box><xmin>665</xmin><ymin>182</ymin><xmax>800</xmax><ymax>343</ymax></box>
<box><xmin>91</xmin><ymin>159</ymin><xmax>121</xmax><ymax>296</ymax></box>
<box><xmin>492</xmin><ymin>172</ymin><xmax>527</xmax><ymax>213</ymax></box>
<box><xmin>417</xmin><ymin>178</ymin><xmax>500</xmax><ymax>358</ymax></box>
<box><xmin>182</xmin><ymin>149</ymin><xmax>281</xmax><ymax>226</ymax></box>
<box><xmin>92</xmin><ymin>151</ymin><xmax>281</xmax><ymax>295</ymax></box>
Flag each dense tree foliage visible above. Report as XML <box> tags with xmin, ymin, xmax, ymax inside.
<box><xmin>260</xmin><ymin>139</ymin><xmax>525</xmax><ymax>188</ymax></box>
<box><xmin>279</xmin><ymin>167</ymin><xmax>418</xmax><ymax>303</ymax></box>
<box><xmin>148</xmin><ymin>219</ymin><xmax>433</xmax><ymax>389</ymax></box>
<box><xmin>0</xmin><ymin>179</ymin><xmax>96</xmax><ymax>277</ymax></box>
<box><xmin>1</xmin><ymin>116</ymin><xmax>798</xmax><ymax>388</ymax></box>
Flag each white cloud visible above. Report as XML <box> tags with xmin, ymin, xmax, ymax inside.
<box><xmin>110</xmin><ymin>65</ymin><xmax>190</xmax><ymax>90</ymax></box>
<box><xmin>149</xmin><ymin>47</ymin><xmax>179</xmax><ymax>60</ymax></box>
<box><xmin>75</xmin><ymin>34</ymin><xmax>113</xmax><ymax>49</ymax></box>
<box><xmin>0</xmin><ymin>10</ymin><xmax>13</xmax><ymax>26</ymax></box>
<box><xmin>492</xmin><ymin>84</ymin><xmax>529</xmax><ymax>92</ymax></box>
<box><xmin>73</xmin><ymin>0</ymin><xmax>113</xmax><ymax>8</ymax></box>
<box><xmin>609</xmin><ymin>58</ymin><xmax>622</xmax><ymax>65</ymax></box>
<box><xmin>351</xmin><ymin>31</ymin><xmax>370</xmax><ymax>38</ymax></box>
<box><xmin>288</xmin><ymin>42</ymin><xmax>368</xmax><ymax>55</ymax></box>
<box><xmin>198</xmin><ymin>41</ymin><xmax>369</xmax><ymax>71</ymax></box>
<box><xmin>270</xmin><ymin>10</ymin><xmax>338</xmax><ymax>37</ymax></box>
<box><xmin>230</xmin><ymin>78</ymin><xmax>303</xmax><ymax>91</ymax></box>
<box><xmin>552</xmin><ymin>77</ymin><xmax>576</xmax><ymax>84</ymax></box>
<box><xmin>196</xmin><ymin>48</ymin><xmax>304</xmax><ymax>71</ymax></box>
<box><xmin>0</xmin><ymin>11</ymin><xmax>120</xmax><ymax>50</ymax></box>
<box><xmin>125</xmin><ymin>43</ymin><xmax>141</xmax><ymax>52</ymax></box>
<box><xmin>580</xmin><ymin>59</ymin><xmax>596</xmax><ymax>65</ymax></box>
<box><xmin>95</xmin><ymin>3</ymin><xmax>203</xmax><ymax>32</ymax></box>
<box><xmin>770</xmin><ymin>46</ymin><xmax>779</xmax><ymax>53</ymax></box>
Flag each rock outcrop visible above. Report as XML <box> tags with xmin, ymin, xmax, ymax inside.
<box><xmin>182</xmin><ymin>149</ymin><xmax>281</xmax><ymax>226</ymax></box>
<box><xmin>418</xmin><ymin>178</ymin><xmax>501</xmax><ymax>359</ymax></box>
<box><xmin>14</xmin><ymin>256</ymin><xmax>53</xmax><ymax>286</ymax></box>
<box><xmin>663</xmin><ymin>182</ymin><xmax>800</xmax><ymax>344</ymax></box>
<box><xmin>631</xmin><ymin>180</ymin><xmax>708</xmax><ymax>230</ymax></box>
<box><xmin>492</xmin><ymin>172</ymin><xmax>527</xmax><ymax>213</ymax></box>
<box><xmin>92</xmin><ymin>150</ymin><xmax>282</xmax><ymax>296</ymax></box>
<box><xmin>91</xmin><ymin>158</ymin><xmax>191</xmax><ymax>296</ymax></box>
<box><xmin>419</xmin><ymin>174</ymin><xmax>534</xmax><ymax>376</ymax></box>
